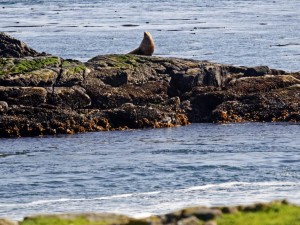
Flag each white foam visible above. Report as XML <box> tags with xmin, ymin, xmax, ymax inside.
<box><xmin>2</xmin><ymin>181</ymin><xmax>297</xmax><ymax>209</ymax></box>
<box><xmin>176</xmin><ymin>181</ymin><xmax>298</xmax><ymax>193</ymax></box>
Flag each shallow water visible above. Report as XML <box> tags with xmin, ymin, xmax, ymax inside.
<box><xmin>0</xmin><ymin>0</ymin><xmax>300</xmax><ymax>71</ymax></box>
<box><xmin>0</xmin><ymin>123</ymin><xmax>299</xmax><ymax>220</ymax></box>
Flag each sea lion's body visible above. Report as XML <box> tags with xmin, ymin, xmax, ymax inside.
<box><xmin>128</xmin><ymin>32</ymin><xmax>155</xmax><ymax>56</ymax></box>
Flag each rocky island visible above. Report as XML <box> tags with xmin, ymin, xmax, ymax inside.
<box><xmin>0</xmin><ymin>32</ymin><xmax>299</xmax><ymax>137</ymax></box>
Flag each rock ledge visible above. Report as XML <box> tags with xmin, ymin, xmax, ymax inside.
<box><xmin>0</xmin><ymin>34</ymin><xmax>299</xmax><ymax>137</ymax></box>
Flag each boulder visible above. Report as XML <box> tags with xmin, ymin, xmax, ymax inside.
<box><xmin>177</xmin><ymin>216</ymin><xmax>201</xmax><ymax>225</ymax></box>
<box><xmin>181</xmin><ymin>207</ymin><xmax>222</xmax><ymax>221</ymax></box>
<box><xmin>0</xmin><ymin>86</ymin><xmax>47</xmax><ymax>106</ymax></box>
<box><xmin>47</xmin><ymin>86</ymin><xmax>91</xmax><ymax>109</ymax></box>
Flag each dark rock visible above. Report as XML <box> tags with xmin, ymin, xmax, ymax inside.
<box><xmin>189</xmin><ymin>91</ymin><xmax>229</xmax><ymax>122</ymax></box>
<box><xmin>212</xmin><ymin>84</ymin><xmax>300</xmax><ymax>123</ymax></box>
<box><xmin>244</xmin><ymin>66</ymin><xmax>271</xmax><ymax>77</ymax></box>
<box><xmin>169</xmin><ymin>64</ymin><xmax>227</xmax><ymax>95</ymax></box>
<box><xmin>0</xmin><ymin>86</ymin><xmax>47</xmax><ymax>106</ymax></box>
<box><xmin>0</xmin><ymin>32</ymin><xmax>45</xmax><ymax>58</ymax></box>
<box><xmin>181</xmin><ymin>207</ymin><xmax>222</xmax><ymax>221</ymax></box>
<box><xmin>47</xmin><ymin>86</ymin><xmax>91</xmax><ymax>109</ymax></box>
<box><xmin>0</xmin><ymin>34</ymin><xmax>299</xmax><ymax>137</ymax></box>
<box><xmin>220</xmin><ymin>206</ymin><xmax>238</xmax><ymax>214</ymax></box>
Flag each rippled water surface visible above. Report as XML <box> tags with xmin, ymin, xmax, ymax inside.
<box><xmin>0</xmin><ymin>123</ymin><xmax>300</xmax><ymax>220</ymax></box>
<box><xmin>0</xmin><ymin>0</ymin><xmax>300</xmax><ymax>71</ymax></box>
<box><xmin>1</xmin><ymin>0</ymin><xmax>300</xmax><ymax>220</ymax></box>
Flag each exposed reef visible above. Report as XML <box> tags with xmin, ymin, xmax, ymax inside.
<box><xmin>0</xmin><ymin>33</ymin><xmax>299</xmax><ymax>137</ymax></box>
<box><xmin>1</xmin><ymin>200</ymin><xmax>300</xmax><ymax>225</ymax></box>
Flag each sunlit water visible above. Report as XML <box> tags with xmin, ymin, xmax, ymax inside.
<box><xmin>0</xmin><ymin>123</ymin><xmax>300</xmax><ymax>220</ymax></box>
<box><xmin>0</xmin><ymin>0</ymin><xmax>300</xmax><ymax>71</ymax></box>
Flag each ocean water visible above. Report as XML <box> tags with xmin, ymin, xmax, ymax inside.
<box><xmin>0</xmin><ymin>123</ymin><xmax>300</xmax><ymax>220</ymax></box>
<box><xmin>0</xmin><ymin>0</ymin><xmax>300</xmax><ymax>221</ymax></box>
<box><xmin>0</xmin><ymin>0</ymin><xmax>300</xmax><ymax>71</ymax></box>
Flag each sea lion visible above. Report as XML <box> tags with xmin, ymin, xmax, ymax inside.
<box><xmin>128</xmin><ymin>31</ymin><xmax>155</xmax><ymax>56</ymax></box>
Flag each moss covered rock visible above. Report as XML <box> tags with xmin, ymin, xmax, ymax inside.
<box><xmin>57</xmin><ymin>59</ymin><xmax>89</xmax><ymax>86</ymax></box>
<box><xmin>0</xmin><ymin>56</ymin><xmax>61</xmax><ymax>76</ymax></box>
<box><xmin>0</xmin><ymin>33</ymin><xmax>300</xmax><ymax>137</ymax></box>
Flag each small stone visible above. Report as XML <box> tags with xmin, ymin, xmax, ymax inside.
<box><xmin>180</xmin><ymin>100</ymin><xmax>192</xmax><ymax>111</ymax></box>
<box><xmin>0</xmin><ymin>101</ymin><xmax>8</xmax><ymax>110</ymax></box>
<box><xmin>177</xmin><ymin>216</ymin><xmax>201</xmax><ymax>225</ymax></box>
<box><xmin>203</xmin><ymin>221</ymin><xmax>217</xmax><ymax>225</ymax></box>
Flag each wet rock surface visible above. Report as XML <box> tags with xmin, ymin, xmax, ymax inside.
<box><xmin>0</xmin><ymin>34</ymin><xmax>299</xmax><ymax>137</ymax></box>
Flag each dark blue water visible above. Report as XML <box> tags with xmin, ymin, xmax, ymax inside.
<box><xmin>0</xmin><ymin>0</ymin><xmax>300</xmax><ymax>71</ymax></box>
<box><xmin>0</xmin><ymin>123</ymin><xmax>299</xmax><ymax>220</ymax></box>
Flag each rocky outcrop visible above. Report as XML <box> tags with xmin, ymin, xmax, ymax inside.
<box><xmin>0</xmin><ymin>34</ymin><xmax>299</xmax><ymax>137</ymax></box>
<box><xmin>0</xmin><ymin>33</ymin><xmax>46</xmax><ymax>58</ymax></box>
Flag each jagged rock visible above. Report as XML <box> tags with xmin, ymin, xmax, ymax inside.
<box><xmin>212</xmin><ymin>84</ymin><xmax>300</xmax><ymax>123</ymax></box>
<box><xmin>0</xmin><ymin>32</ymin><xmax>45</xmax><ymax>58</ymax></box>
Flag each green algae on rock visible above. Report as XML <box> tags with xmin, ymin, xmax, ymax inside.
<box><xmin>0</xmin><ymin>57</ymin><xmax>61</xmax><ymax>76</ymax></box>
<box><xmin>0</xmin><ymin>33</ymin><xmax>299</xmax><ymax>137</ymax></box>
